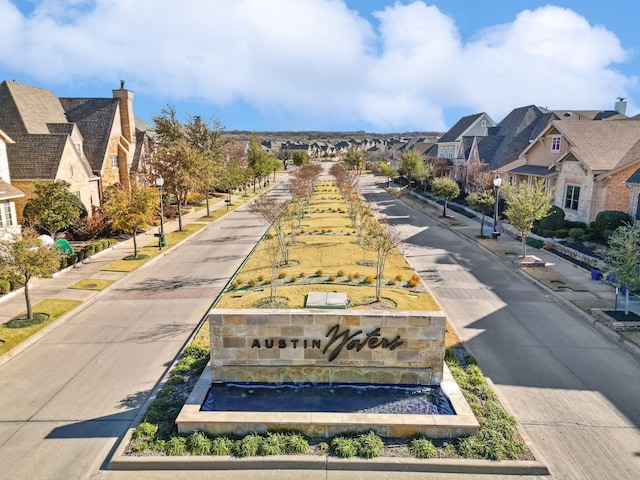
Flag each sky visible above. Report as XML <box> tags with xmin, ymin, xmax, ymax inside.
<box><xmin>0</xmin><ymin>0</ymin><xmax>638</xmax><ymax>133</ymax></box>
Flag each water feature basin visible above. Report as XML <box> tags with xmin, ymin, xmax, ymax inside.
<box><xmin>202</xmin><ymin>382</ymin><xmax>455</xmax><ymax>415</ymax></box>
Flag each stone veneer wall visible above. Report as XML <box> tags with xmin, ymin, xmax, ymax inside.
<box><xmin>208</xmin><ymin>309</ymin><xmax>446</xmax><ymax>385</ymax></box>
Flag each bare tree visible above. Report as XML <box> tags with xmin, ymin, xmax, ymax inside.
<box><xmin>250</xmin><ymin>195</ymin><xmax>289</xmax><ymax>265</ymax></box>
<box><xmin>363</xmin><ymin>216</ymin><xmax>403</xmax><ymax>302</ymax></box>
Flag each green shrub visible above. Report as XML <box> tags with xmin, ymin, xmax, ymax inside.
<box><xmin>284</xmin><ymin>433</ymin><xmax>310</xmax><ymax>454</ymax></box>
<box><xmin>132</xmin><ymin>422</ymin><xmax>158</xmax><ymax>440</ymax></box>
<box><xmin>259</xmin><ymin>432</ymin><xmax>286</xmax><ymax>456</ymax></box>
<box><xmin>568</xmin><ymin>228</ymin><xmax>585</xmax><ymax>240</ymax></box>
<box><xmin>235</xmin><ymin>433</ymin><xmax>262</xmax><ymax>457</ymax></box>
<box><xmin>387</xmin><ymin>279</ymin><xmax>396</xmax><ymax>286</ymax></box>
<box><xmin>593</xmin><ymin>210</ymin><xmax>632</xmax><ymax>236</ymax></box>
<box><xmin>93</xmin><ymin>242</ymin><xmax>103</xmax><ymax>253</ymax></box>
<box><xmin>76</xmin><ymin>250</ymin><xmax>86</xmax><ymax>261</ymax></box>
<box><xmin>67</xmin><ymin>253</ymin><xmax>78</xmax><ymax>266</ymax></box>
<box><xmin>165</xmin><ymin>436</ymin><xmax>187</xmax><ymax>456</ymax></box>
<box><xmin>0</xmin><ymin>279</ymin><xmax>10</xmax><ymax>294</ymax></box>
<box><xmin>211</xmin><ymin>436</ymin><xmax>235</xmax><ymax>456</ymax></box>
<box><xmin>565</xmin><ymin>221</ymin><xmax>588</xmax><ymax>230</ymax></box>
<box><xmin>82</xmin><ymin>244</ymin><xmax>95</xmax><ymax>256</ymax></box>
<box><xmin>331</xmin><ymin>436</ymin><xmax>358</xmax><ymax>458</ymax></box>
<box><xmin>278</xmin><ymin>271</ymin><xmax>287</xmax><ymax>279</ymax></box>
<box><xmin>362</xmin><ymin>275</ymin><xmax>374</xmax><ymax>285</ymax></box>
<box><xmin>581</xmin><ymin>232</ymin><xmax>596</xmax><ymax>241</ymax></box>
<box><xmin>526</xmin><ymin>237</ymin><xmax>544</xmax><ymax>249</ymax></box>
<box><xmin>554</xmin><ymin>229</ymin><xmax>568</xmax><ymax>238</ymax></box>
<box><xmin>315</xmin><ymin>269</ymin><xmax>323</xmax><ymax>277</ymax></box>
<box><xmin>538</xmin><ymin>205</ymin><xmax>565</xmax><ymax>230</ymax></box>
<box><xmin>337</xmin><ymin>269</ymin><xmax>345</xmax><ymax>277</ymax></box>
<box><xmin>410</xmin><ymin>437</ymin><xmax>438</xmax><ymax>459</ymax></box>
<box><xmin>187</xmin><ymin>430</ymin><xmax>212</xmax><ymax>455</ymax></box>
<box><xmin>328</xmin><ymin>275</ymin><xmax>336</xmax><ymax>282</ymax></box>
<box><xmin>540</xmin><ymin>229</ymin><xmax>555</xmax><ymax>238</ymax></box>
<box><xmin>356</xmin><ymin>431</ymin><xmax>384</xmax><ymax>458</ymax></box>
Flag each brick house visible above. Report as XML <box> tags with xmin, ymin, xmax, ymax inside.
<box><xmin>626</xmin><ymin>167</ymin><xmax>640</xmax><ymax>226</ymax></box>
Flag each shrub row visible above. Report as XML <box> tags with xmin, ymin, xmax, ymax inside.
<box><xmin>63</xmin><ymin>238</ymin><xmax>117</xmax><ymax>267</ymax></box>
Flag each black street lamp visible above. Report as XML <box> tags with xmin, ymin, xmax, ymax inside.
<box><xmin>492</xmin><ymin>175</ymin><xmax>502</xmax><ymax>239</ymax></box>
<box><xmin>155</xmin><ymin>175</ymin><xmax>167</xmax><ymax>249</ymax></box>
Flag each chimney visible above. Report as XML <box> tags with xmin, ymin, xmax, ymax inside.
<box><xmin>615</xmin><ymin>97</ymin><xmax>627</xmax><ymax>115</ymax></box>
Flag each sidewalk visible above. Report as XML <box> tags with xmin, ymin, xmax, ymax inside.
<box><xmin>402</xmin><ymin>192</ymin><xmax>640</xmax><ymax>357</ymax></box>
<box><xmin>0</xmin><ymin>199</ymin><xmax>224</xmax><ymax>360</ymax></box>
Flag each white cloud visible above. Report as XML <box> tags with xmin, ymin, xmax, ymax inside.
<box><xmin>0</xmin><ymin>0</ymin><xmax>636</xmax><ymax>130</ymax></box>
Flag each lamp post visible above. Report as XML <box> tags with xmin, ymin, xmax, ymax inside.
<box><xmin>155</xmin><ymin>175</ymin><xmax>167</xmax><ymax>250</ymax></box>
<box><xmin>386</xmin><ymin>161</ymin><xmax>391</xmax><ymax>187</ymax></box>
<box><xmin>492</xmin><ymin>175</ymin><xmax>502</xmax><ymax>238</ymax></box>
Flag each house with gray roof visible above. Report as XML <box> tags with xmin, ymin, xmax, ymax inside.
<box><xmin>0</xmin><ymin>80</ymin><xmax>100</xmax><ymax>219</ymax></box>
<box><xmin>0</xmin><ymin>80</ymin><xmax>142</xmax><ymax>219</ymax></box>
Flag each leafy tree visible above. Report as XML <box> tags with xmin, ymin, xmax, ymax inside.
<box><xmin>152</xmin><ymin>105</ymin><xmax>211</xmax><ymax>230</ymax></box>
<box><xmin>184</xmin><ymin>115</ymin><xmax>228</xmax><ymax>217</ymax></box>
<box><xmin>400</xmin><ymin>151</ymin><xmax>425</xmax><ymax>189</ymax></box>
<box><xmin>502</xmin><ymin>179</ymin><xmax>554</xmax><ymax>258</ymax></box>
<box><xmin>292</xmin><ymin>151</ymin><xmax>310</xmax><ymax>167</ymax></box>
<box><xmin>101</xmin><ymin>183</ymin><xmax>157</xmax><ymax>258</ymax></box>
<box><xmin>605</xmin><ymin>226</ymin><xmax>640</xmax><ymax>315</ymax></box>
<box><xmin>431</xmin><ymin>177</ymin><xmax>460</xmax><ymax>218</ymax></box>
<box><xmin>0</xmin><ymin>229</ymin><xmax>62</xmax><ymax>320</ymax></box>
<box><xmin>467</xmin><ymin>190</ymin><xmax>496</xmax><ymax>237</ymax></box>
<box><xmin>22</xmin><ymin>180</ymin><xmax>86</xmax><ymax>239</ymax></box>
<box><xmin>344</xmin><ymin>150</ymin><xmax>364</xmax><ymax>172</ymax></box>
<box><xmin>379</xmin><ymin>162</ymin><xmax>398</xmax><ymax>186</ymax></box>
<box><xmin>246</xmin><ymin>133</ymin><xmax>272</xmax><ymax>192</ymax></box>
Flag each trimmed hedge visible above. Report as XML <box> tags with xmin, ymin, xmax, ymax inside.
<box><xmin>593</xmin><ymin>210</ymin><xmax>632</xmax><ymax>236</ymax></box>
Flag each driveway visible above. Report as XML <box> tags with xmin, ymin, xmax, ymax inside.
<box><xmin>360</xmin><ymin>176</ymin><xmax>640</xmax><ymax>480</ymax></box>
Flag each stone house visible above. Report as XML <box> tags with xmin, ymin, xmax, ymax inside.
<box><xmin>0</xmin><ymin>80</ymin><xmax>147</xmax><ymax>220</ymax></box>
<box><xmin>0</xmin><ymin>129</ymin><xmax>24</xmax><ymax>239</ymax></box>
<box><xmin>502</xmin><ymin>119</ymin><xmax>640</xmax><ymax>225</ymax></box>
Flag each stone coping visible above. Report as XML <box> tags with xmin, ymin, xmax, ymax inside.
<box><xmin>175</xmin><ymin>362</ymin><xmax>478</xmax><ymax>439</ymax></box>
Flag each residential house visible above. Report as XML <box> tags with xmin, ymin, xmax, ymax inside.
<box><xmin>503</xmin><ymin>119</ymin><xmax>640</xmax><ymax>224</ymax></box>
<box><xmin>0</xmin><ymin>129</ymin><xmax>24</xmax><ymax>239</ymax></box>
<box><xmin>626</xmin><ymin>167</ymin><xmax>640</xmax><ymax>226</ymax></box>
<box><xmin>0</xmin><ymin>80</ymin><xmax>141</xmax><ymax>219</ymax></box>
<box><xmin>0</xmin><ymin>80</ymin><xmax>100</xmax><ymax>219</ymax></box>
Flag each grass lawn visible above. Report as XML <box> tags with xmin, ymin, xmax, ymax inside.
<box><xmin>68</xmin><ymin>278</ymin><xmax>115</xmax><ymax>291</ymax></box>
<box><xmin>0</xmin><ymin>299</ymin><xmax>82</xmax><ymax>355</ymax></box>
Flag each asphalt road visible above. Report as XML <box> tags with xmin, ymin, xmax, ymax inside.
<box><xmin>359</xmin><ymin>176</ymin><xmax>640</xmax><ymax>480</ymax></box>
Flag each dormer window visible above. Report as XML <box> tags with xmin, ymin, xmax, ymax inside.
<box><xmin>551</xmin><ymin>136</ymin><xmax>562</xmax><ymax>152</ymax></box>
<box><xmin>111</xmin><ymin>155</ymin><xmax>119</xmax><ymax>169</ymax></box>
<box><xmin>75</xmin><ymin>142</ymin><xmax>82</xmax><ymax>155</ymax></box>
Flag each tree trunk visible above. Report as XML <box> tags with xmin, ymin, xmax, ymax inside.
<box><xmin>625</xmin><ymin>289</ymin><xmax>630</xmax><ymax>315</ymax></box>
<box><xmin>442</xmin><ymin>200</ymin><xmax>448</xmax><ymax>217</ymax></box>
<box><xmin>24</xmin><ymin>280</ymin><xmax>32</xmax><ymax>320</ymax></box>
<box><xmin>133</xmin><ymin>227</ymin><xmax>138</xmax><ymax>258</ymax></box>
<box><xmin>206</xmin><ymin>195</ymin><xmax>210</xmax><ymax>217</ymax></box>
<box><xmin>521</xmin><ymin>235</ymin><xmax>527</xmax><ymax>259</ymax></box>
<box><xmin>480</xmin><ymin>213</ymin><xmax>485</xmax><ymax>236</ymax></box>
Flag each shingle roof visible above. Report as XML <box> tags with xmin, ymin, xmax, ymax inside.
<box><xmin>0</xmin><ymin>81</ymin><xmax>68</xmax><ymax>134</ymax></box>
<box><xmin>60</xmin><ymin>97</ymin><xmax>119</xmax><ymax>173</ymax></box>
<box><xmin>0</xmin><ymin>179</ymin><xmax>24</xmax><ymax>201</ymax></box>
<box><xmin>438</xmin><ymin>113</ymin><xmax>483</xmax><ymax>143</ymax></box>
<box><xmin>6</xmin><ymin>133</ymin><xmax>67</xmax><ymax>179</ymax></box>
<box><xmin>554</xmin><ymin>120</ymin><xmax>640</xmax><ymax>171</ymax></box>
<box><xmin>507</xmin><ymin>165</ymin><xmax>556</xmax><ymax>176</ymax></box>
<box><xmin>478</xmin><ymin>105</ymin><xmax>554</xmax><ymax>170</ymax></box>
